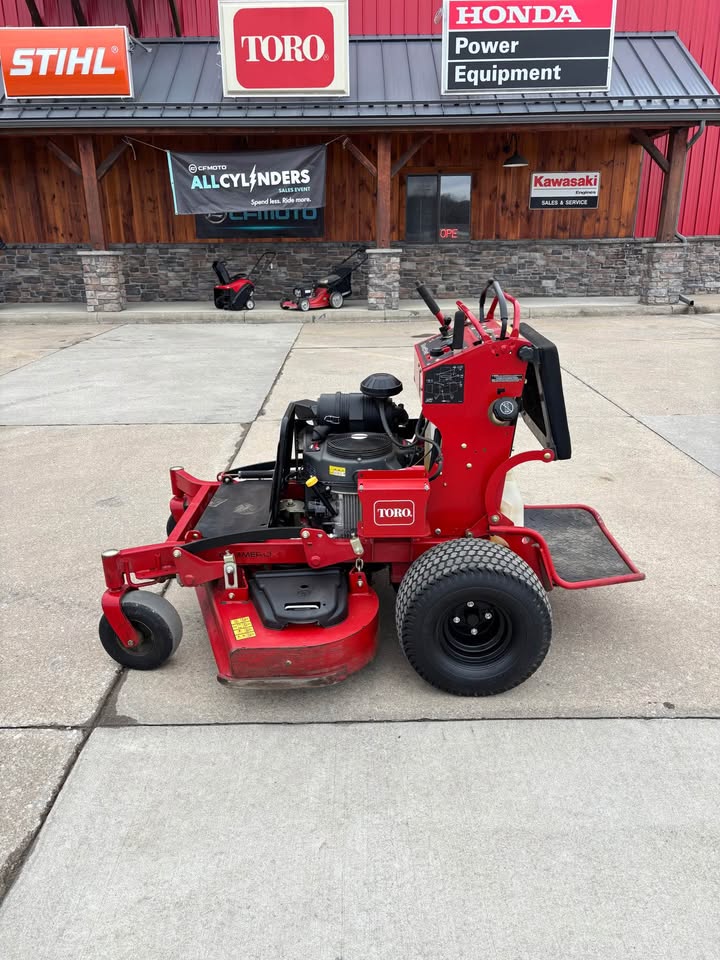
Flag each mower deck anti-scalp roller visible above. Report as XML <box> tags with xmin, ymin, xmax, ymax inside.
<box><xmin>99</xmin><ymin>277</ymin><xmax>644</xmax><ymax>696</ymax></box>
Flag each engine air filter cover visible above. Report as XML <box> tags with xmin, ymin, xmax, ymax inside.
<box><xmin>327</xmin><ymin>433</ymin><xmax>393</xmax><ymax>459</ymax></box>
<box><xmin>360</xmin><ymin>372</ymin><xmax>403</xmax><ymax>399</ymax></box>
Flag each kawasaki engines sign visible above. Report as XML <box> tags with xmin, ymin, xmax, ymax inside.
<box><xmin>167</xmin><ymin>145</ymin><xmax>327</xmax><ymax>215</ymax></box>
<box><xmin>442</xmin><ymin>0</ymin><xmax>617</xmax><ymax>94</ymax></box>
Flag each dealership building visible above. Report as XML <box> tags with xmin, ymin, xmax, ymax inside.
<box><xmin>1</xmin><ymin>0</ymin><xmax>719</xmax><ymax>312</ymax></box>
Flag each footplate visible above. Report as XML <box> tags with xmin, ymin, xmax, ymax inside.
<box><xmin>524</xmin><ymin>505</ymin><xmax>644</xmax><ymax>589</ymax></box>
<box><xmin>196</xmin><ymin>572</ymin><xmax>379</xmax><ymax>686</ymax></box>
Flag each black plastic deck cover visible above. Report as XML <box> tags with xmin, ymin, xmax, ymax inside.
<box><xmin>249</xmin><ymin>568</ymin><xmax>349</xmax><ymax>628</ymax></box>
<box><xmin>525</xmin><ymin>507</ymin><xmax>632</xmax><ymax>582</ymax></box>
<box><xmin>197</xmin><ymin>480</ymin><xmax>272</xmax><ymax>539</ymax></box>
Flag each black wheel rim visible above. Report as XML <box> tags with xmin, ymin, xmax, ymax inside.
<box><xmin>439</xmin><ymin>599</ymin><xmax>513</xmax><ymax>666</ymax></box>
<box><xmin>119</xmin><ymin>620</ymin><xmax>153</xmax><ymax>658</ymax></box>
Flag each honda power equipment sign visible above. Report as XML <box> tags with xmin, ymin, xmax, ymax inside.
<box><xmin>167</xmin><ymin>145</ymin><xmax>327</xmax><ymax>215</ymax></box>
<box><xmin>442</xmin><ymin>0</ymin><xmax>617</xmax><ymax>94</ymax></box>
<box><xmin>530</xmin><ymin>171</ymin><xmax>600</xmax><ymax>208</ymax></box>
<box><xmin>0</xmin><ymin>26</ymin><xmax>132</xmax><ymax>98</ymax></box>
<box><xmin>218</xmin><ymin>0</ymin><xmax>350</xmax><ymax>97</ymax></box>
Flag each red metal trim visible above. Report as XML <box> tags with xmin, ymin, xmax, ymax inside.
<box><xmin>301</xmin><ymin>527</ymin><xmax>361</xmax><ymax>567</ymax></box>
<box><xmin>491</xmin><ymin>503</ymin><xmax>645</xmax><ymax>590</ymax></box>
<box><xmin>101</xmin><ymin>588</ymin><xmax>139</xmax><ymax>646</ymax></box>
<box><xmin>484</xmin><ymin>449</ymin><xmax>555</xmax><ymax>519</ymax></box>
<box><xmin>523</xmin><ymin>503</ymin><xmax>645</xmax><ymax>579</ymax></box>
<box><xmin>486</xmin><ymin>293</ymin><xmax>521</xmax><ymax>337</ymax></box>
<box><xmin>455</xmin><ymin>299</ymin><xmax>489</xmax><ymax>342</ymax></box>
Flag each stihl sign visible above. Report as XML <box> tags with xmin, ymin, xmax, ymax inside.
<box><xmin>0</xmin><ymin>26</ymin><xmax>132</xmax><ymax>99</ymax></box>
<box><xmin>219</xmin><ymin>0</ymin><xmax>349</xmax><ymax>97</ymax></box>
<box><xmin>442</xmin><ymin>0</ymin><xmax>617</xmax><ymax>95</ymax></box>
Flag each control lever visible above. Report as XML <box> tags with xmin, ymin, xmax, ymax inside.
<box><xmin>452</xmin><ymin>310</ymin><xmax>466</xmax><ymax>350</ymax></box>
<box><xmin>417</xmin><ymin>284</ymin><xmax>451</xmax><ymax>336</ymax></box>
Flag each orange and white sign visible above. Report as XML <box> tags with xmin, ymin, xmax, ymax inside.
<box><xmin>0</xmin><ymin>26</ymin><xmax>132</xmax><ymax>99</ymax></box>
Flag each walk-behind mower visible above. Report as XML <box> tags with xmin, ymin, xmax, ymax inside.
<box><xmin>212</xmin><ymin>251</ymin><xmax>275</xmax><ymax>311</ymax></box>
<box><xmin>281</xmin><ymin>246</ymin><xmax>367</xmax><ymax>311</ymax></box>
<box><xmin>99</xmin><ymin>279</ymin><xmax>644</xmax><ymax>696</ymax></box>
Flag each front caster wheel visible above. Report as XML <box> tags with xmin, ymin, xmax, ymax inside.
<box><xmin>396</xmin><ymin>539</ymin><xmax>551</xmax><ymax>696</ymax></box>
<box><xmin>245</xmin><ymin>297</ymin><xmax>255</xmax><ymax>310</ymax></box>
<box><xmin>99</xmin><ymin>591</ymin><xmax>183</xmax><ymax>670</ymax></box>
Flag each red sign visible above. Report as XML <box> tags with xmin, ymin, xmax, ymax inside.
<box><xmin>233</xmin><ymin>7</ymin><xmax>334</xmax><ymax>90</ymax></box>
<box><xmin>447</xmin><ymin>0</ymin><xmax>615</xmax><ymax>30</ymax></box>
<box><xmin>0</xmin><ymin>26</ymin><xmax>132</xmax><ymax>99</ymax></box>
<box><xmin>219</xmin><ymin>0</ymin><xmax>350</xmax><ymax>97</ymax></box>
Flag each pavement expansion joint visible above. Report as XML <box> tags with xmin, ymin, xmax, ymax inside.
<box><xmin>94</xmin><ymin>713</ymin><xmax>719</xmax><ymax>729</ymax></box>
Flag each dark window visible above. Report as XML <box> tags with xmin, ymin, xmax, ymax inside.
<box><xmin>406</xmin><ymin>174</ymin><xmax>471</xmax><ymax>242</ymax></box>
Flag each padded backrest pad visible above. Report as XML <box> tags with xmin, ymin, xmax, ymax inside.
<box><xmin>519</xmin><ymin>322</ymin><xmax>572</xmax><ymax>460</ymax></box>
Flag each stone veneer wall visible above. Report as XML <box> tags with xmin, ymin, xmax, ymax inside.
<box><xmin>119</xmin><ymin>243</ymin><xmax>367</xmax><ymax>303</ymax></box>
<box><xmin>0</xmin><ymin>244</ymin><xmax>86</xmax><ymax>303</ymax></box>
<box><xmin>1</xmin><ymin>238</ymin><xmax>718</xmax><ymax>304</ymax></box>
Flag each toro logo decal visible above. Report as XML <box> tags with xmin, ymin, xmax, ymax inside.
<box><xmin>374</xmin><ymin>501</ymin><xmax>416</xmax><ymax>526</ymax></box>
<box><xmin>234</xmin><ymin>7</ymin><xmax>333</xmax><ymax>89</ymax></box>
<box><xmin>0</xmin><ymin>26</ymin><xmax>132</xmax><ymax>99</ymax></box>
<box><xmin>219</xmin><ymin>0</ymin><xmax>349</xmax><ymax>97</ymax></box>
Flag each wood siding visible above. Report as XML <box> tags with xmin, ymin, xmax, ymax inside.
<box><xmin>3</xmin><ymin>0</ymin><xmax>715</xmax><ymax>238</ymax></box>
<box><xmin>0</xmin><ymin>130</ymin><xmax>641</xmax><ymax>245</ymax></box>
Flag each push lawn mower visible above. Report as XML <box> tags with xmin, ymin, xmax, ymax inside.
<box><xmin>99</xmin><ymin>279</ymin><xmax>644</xmax><ymax>696</ymax></box>
<box><xmin>212</xmin><ymin>251</ymin><xmax>275</xmax><ymax>311</ymax></box>
<box><xmin>281</xmin><ymin>246</ymin><xmax>367</xmax><ymax>312</ymax></box>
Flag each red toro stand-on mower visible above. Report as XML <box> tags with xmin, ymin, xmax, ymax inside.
<box><xmin>212</xmin><ymin>251</ymin><xmax>275</xmax><ymax>311</ymax></box>
<box><xmin>99</xmin><ymin>279</ymin><xmax>644</xmax><ymax>696</ymax></box>
<box><xmin>281</xmin><ymin>247</ymin><xmax>367</xmax><ymax>312</ymax></box>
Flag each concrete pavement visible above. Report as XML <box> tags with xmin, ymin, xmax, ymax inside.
<box><xmin>1</xmin><ymin>314</ymin><xmax>719</xmax><ymax>953</ymax></box>
<box><xmin>1</xmin><ymin>721</ymin><xmax>719</xmax><ymax>960</ymax></box>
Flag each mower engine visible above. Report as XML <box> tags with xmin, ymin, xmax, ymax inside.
<box><xmin>297</xmin><ymin>376</ymin><xmax>415</xmax><ymax>537</ymax></box>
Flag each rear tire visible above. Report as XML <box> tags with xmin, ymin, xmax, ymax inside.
<box><xmin>245</xmin><ymin>298</ymin><xmax>255</xmax><ymax>311</ymax></box>
<box><xmin>396</xmin><ymin>539</ymin><xmax>551</xmax><ymax>696</ymax></box>
<box><xmin>99</xmin><ymin>591</ymin><xmax>183</xmax><ymax>670</ymax></box>
<box><xmin>330</xmin><ymin>291</ymin><xmax>344</xmax><ymax>309</ymax></box>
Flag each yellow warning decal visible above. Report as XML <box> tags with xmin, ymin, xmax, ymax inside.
<box><xmin>329</xmin><ymin>465</ymin><xmax>347</xmax><ymax>477</ymax></box>
<box><xmin>230</xmin><ymin>616</ymin><xmax>256</xmax><ymax>641</ymax></box>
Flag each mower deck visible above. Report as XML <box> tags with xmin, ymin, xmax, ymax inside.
<box><xmin>197</xmin><ymin>574</ymin><xmax>379</xmax><ymax>686</ymax></box>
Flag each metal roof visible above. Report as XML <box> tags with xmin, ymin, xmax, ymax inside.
<box><xmin>1</xmin><ymin>33</ymin><xmax>718</xmax><ymax>129</ymax></box>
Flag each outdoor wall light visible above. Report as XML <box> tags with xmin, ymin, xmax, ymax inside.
<box><xmin>503</xmin><ymin>135</ymin><xmax>529</xmax><ymax>168</ymax></box>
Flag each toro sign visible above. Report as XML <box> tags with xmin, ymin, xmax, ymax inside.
<box><xmin>0</xmin><ymin>26</ymin><xmax>132</xmax><ymax>99</ymax></box>
<box><xmin>442</xmin><ymin>0</ymin><xmax>618</xmax><ymax>95</ymax></box>
<box><xmin>219</xmin><ymin>0</ymin><xmax>350</xmax><ymax>97</ymax></box>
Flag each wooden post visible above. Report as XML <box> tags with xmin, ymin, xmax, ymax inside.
<box><xmin>657</xmin><ymin>128</ymin><xmax>688</xmax><ymax>242</ymax></box>
<box><xmin>376</xmin><ymin>133</ymin><xmax>392</xmax><ymax>249</ymax></box>
<box><xmin>77</xmin><ymin>136</ymin><xmax>106</xmax><ymax>250</ymax></box>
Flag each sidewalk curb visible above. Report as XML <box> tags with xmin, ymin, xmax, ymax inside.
<box><xmin>1</xmin><ymin>300</ymin><xmax>713</xmax><ymax>324</ymax></box>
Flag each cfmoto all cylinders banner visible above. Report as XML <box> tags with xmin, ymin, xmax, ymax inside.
<box><xmin>0</xmin><ymin>26</ymin><xmax>132</xmax><ymax>98</ymax></box>
<box><xmin>442</xmin><ymin>0</ymin><xmax>617</xmax><ymax>94</ymax></box>
<box><xmin>167</xmin><ymin>146</ymin><xmax>327</xmax><ymax>215</ymax></box>
<box><xmin>218</xmin><ymin>0</ymin><xmax>350</xmax><ymax>96</ymax></box>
